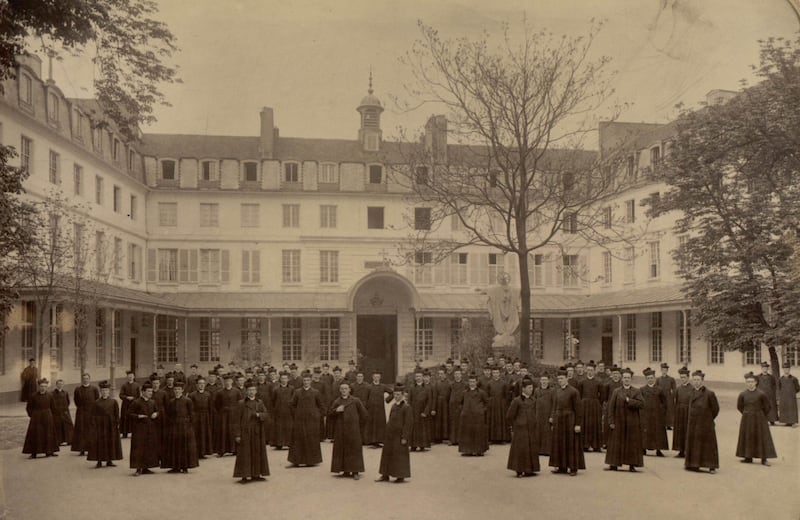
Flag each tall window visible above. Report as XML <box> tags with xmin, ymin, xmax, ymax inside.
<box><xmin>744</xmin><ymin>343</ymin><xmax>762</xmax><ymax>365</ymax></box>
<box><xmin>563</xmin><ymin>212</ymin><xmax>577</xmax><ymax>234</ymax></box>
<box><xmin>415</xmin><ymin>317</ymin><xmax>433</xmax><ymax>361</ymax></box>
<box><xmin>320</xmin><ymin>317</ymin><xmax>340</xmax><ymax>361</ymax></box>
<box><xmin>488</xmin><ymin>253</ymin><xmax>504</xmax><ymax>283</ymax></box>
<box><xmin>319</xmin><ymin>163</ymin><xmax>338</xmax><ymax>184</ymax></box>
<box><xmin>450</xmin><ymin>253</ymin><xmax>468</xmax><ymax>285</ymax></box>
<box><xmin>48</xmin><ymin>93</ymin><xmax>60</xmax><ymax>121</ymax></box>
<box><xmin>282</xmin><ymin>204</ymin><xmax>300</xmax><ymax>228</ymax></box>
<box><xmin>241</xmin><ymin>250</ymin><xmax>260</xmax><ymax>284</ymax></box>
<box><xmin>282</xmin><ymin>317</ymin><xmax>302</xmax><ymax>361</ymax></box>
<box><xmin>651</xmin><ymin>146</ymin><xmax>661</xmax><ymax>166</ymax></box>
<box><xmin>602</xmin><ymin>251</ymin><xmax>613</xmax><ymax>284</ymax></box>
<box><xmin>157</xmin><ymin>249</ymin><xmax>178</xmax><ymax>282</ymax></box>
<box><xmin>562</xmin><ymin>255</ymin><xmax>580</xmax><ymax>287</ymax></box>
<box><xmin>95</xmin><ymin>175</ymin><xmax>104</xmax><ymax>205</ymax></box>
<box><xmin>282</xmin><ymin>250</ymin><xmax>301</xmax><ymax>283</ymax></box>
<box><xmin>113</xmin><ymin>238</ymin><xmax>122</xmax><ymax>276</ymax></box>
<box><xmin>626</xmin><ymin>314</ymin><xmax>637</xmax><ymax>361</ymax></box>
<box><xmin>783</xmin><ymin>346</ymin><xmax>799</xmax><ymax>367</ymax></box>
<box><xmin>73</xmin><ymin>111</ymin><xmax>84</xmax><ymax>138</ymax></box>
<box><xmin>531</xmin><ymin>318</ymin><xmax>544</xmax><ymax>360</ymax></box>
<box><xmin>49</xmin><ymin>305</ymin><xmax>63</xmax><ymax>370</ymax></box>
<box><xmin>201</xmin><ymin>161</ymin><xmax>216</xmax><ymax>181</ymax></box>
<box><xmin>21</xmin><ymin>301</ymin><xmax>35</xmax><ymax>362</ymax></box>
<box><xmin>128</xmin><ymin>244</ymin><xmax>142</xmax><ymax>282</ymax></box>
<box><xmin>320</xmin><ymin>205</ymin><xmax>337</xmax><ymax>228</ymax></box>
<box><xmin>709</xmin><ymin>340</ymin><xmax>724</xmax><ymax>365</ymax></box>
<box><xmin>156</xmin><ymin>315</ymin><xmax>178</xmax><ymax>363</ymax></box>
<box><xmin>19</xmin><ymin>74</ymin><xmax>32</xmax><ymax>104</ymax></box>
<box><xmin>415</xmin><ymin>166</ymin><xmax>429</xmax><ymax>186</ymax></box>
<box><xmin>626</xmin><ymin>155</ymin><xmax>635</xmax><ymax>179</ymax></box>
<box><xmin>414</xmin><ymin>208</ymin><xmax>432</xmax><ymax>230</ymax></box>
<box><xmin>562</xmin><ymin>318</ymin><xmax>580</xmax><ymax>359</ymax></box>
<box><xmin>73</xmin><ymin>164</ymin><xmax>83</xmax><ymax>196</ymax></box>
<box><xmin>95</xmin><ymin>309</ymin><xmax>106</xmax><ymax>366</ymax></box>
<box><xmin>241</xmin><ymin>318</ymin><xmax>262</xmax><ymax>363</ymax></box>
<box><xmin>624</xmin><ymin>246</ymin><xmax>635</xmax><ymax>283</ymax></box>
<box><xmin>450</xmin><ymin>318</ymin><xmax>462</xmax><ymax>359</ymax></box>
<box><xmin>130</xmin><ymin>195</ymin><xmax>137</xmax><ymax>221</ymax></box>
<box><xmin>678</xmin><ymin>311</ymin><xmax>692</xmax><ymax>364</ymax></box>
<box><xmin>199</xmin><ymin>203</ymin><xmax>219</xmax><ymax>227</ymax></box>
<box><xmin>243</xmin><ymin>162</ymin><xmax>258</xmax><ymax>182</ymax></box>
<box><xmin>284</xmin><ymin>163</ymin><xmax>299</xmax><ymax>183</ymax></box>
<box><xmin>94</xmin><ymin>231</ymin><xmax>105</xmax><ymax>274</ymax></box>
<box><xmin>532</xmin><ymin>254</ymin><xmax>544</xmax><ymax>287</ymax></box>
<box><xmin>648</xmin><ymin>241</ymin><xmax>660</xmax><ymax>278</ymax></box>
<box><xmin>158</xmin><ymin>202</ymin><xmax>177</xmax><ymax>226</ymax></box>
<box><xmin>413</xmin><ymin>251</ymin><xmax>433</xmax><ymax>285</ymax></box>
<box><xmin>199</xmin><ymin>249</ymin><xmax>221</xmax><ymax>283</ymax></box>
<box><xmin>49</xmin><ymin>150</ymin><xmax>60</xmax><ymax>184</ymax></box>
<box><xmin>602</xmin><ymin>206</ymin><xmax>612</xmax><ymax>229</ymax></box>
<box><xmin>20</xmin><ymin>136</ymin><xmax>32</xmax><ymax>172</ymax></box>
<box><xmin>73</xmin><ymin>223</ymin><xmax>85</xmax><ymax>267</ymax></box>
<box><xmin>112</xmin><ymin>139</ymin><xmax>121</xmax><ymax>163</ymax></box>
<box><xmin>112</xmin><ymin>310</ymin><xmax>122</xmax><ymax>367</ymax></box>
<box><xmin>650</xmin><ymin>312</ymin><xmax>662</xmax><ymax>362</ymax></box>
<box><xmin>320</xmin><ymin>250</ymin><xmax>339</xmax><ymax>283</ymax></box>
<box><xmin>92</xmin><ymin>127</ymin><xmax>104</xmax><ymax>152</ymax></box>
<box><xmin>113</xmin><ymin>185</ymin><xmax>121</xmax><ymax>213</ymax></box>
<box><xmin>625</xmin><ymin>199</ymin><xmax>636</xmax><ymax>223</ymax></box>
<box><xmin>677</xmin><ymin>235</ymin><xmax>689</xmax><ymax>272</ymax></box>
<box><xmin>240</xmin><ymin>204</ymin><xmax>260</xmax><ymax>227</ymax></box>
<box><xmin>367</xmin><ymin>207</ymin><xmax>384</xmax><ymax>229</ymax></box>
<box><xmin>369</xmin><ymin>165</ymin><xmax>383</xmax><ymax>184</ymax></box>
<box><xmin>161</xmin><ymin>160</ymin><xmax>175</xmax><ymax>180</ymax></box>
<box><xmin>199</xmin><ymin>317</ymin><xmax>220</xmax><ymax>362</ymax></box>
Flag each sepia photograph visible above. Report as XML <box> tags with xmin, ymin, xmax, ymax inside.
<box><xmin>0</xmin><ymin>1</ymin><xmax>798</xmax><ymax>518</ymax></box>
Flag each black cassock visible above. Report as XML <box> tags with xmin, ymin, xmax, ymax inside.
<box><xmin>311</xmin><ymin>380</ymin><xmax>329</xmax><ymax>442</ymax></box>
<box><xmin>533</xmin><ymin>386</ymin><xmax>554</xmax><ymax>455</ymax></box>
<box><xmin>270</xmin><ymin>384</ymin><xmax>294</xmax><ymax>448</ymax></box>
<box><xmin>214</xmin><ymin>387</ymin><xmax>242</xmax><ymax>455</ymax></box>
<box><xmin>364</xmin><ymin>383</ymin><xmax>390</xmax><ymax>445</ymax></box>
<box><xmin>604</xmin><ymin>386</ymin><xmax>644</xmax><ymax>468</ymax></box>
<box><xmin>448</xmin><ymin>380</ymin><xmax>466</xmax><ymax>444</ymax></box>
<box><xmin>548</xmin><ymin>385</ymin><xmax>585</xmax><ymax>472</ymax></box>
<box><xmin>577</xmin><ymin>377</ymin><xmax>603</xmax><ymax>451</ymax></box>
<box><xmin>755</xmin><ymin>373</ymin><xmax>778</xmax><ymax>423</ymax></box>
<box><xmin>458</xmin><ymin>387</ymin><xmax>489</xmax><ymax>455</ymax></box>
<box><xmin>20</xmin><ymin>366</ymin><xmax>38</xmax><ymax>402</ymax></box>
<box><xmin>431</xmin><ymin>378</ymin><xmax>451</xmax><ymax>442</ymax></box>
<box><xmin>684</xmin><ymin>386</ymin><xmax>719</xmax><ymax>470</ymax></box>
<box><xmin>506</xmin><ymin>394</ymin><xmax>539</xmax><ymax>474</ymax></box>
<box><xmin>22</xmin><ymin>391</ymin><xmax>58</xmax><ymax>456</ymax></box>
<box><xmin>778</xmin><ymin>374</ymin><xmax>799</xmax><ymax>425</ymax></box>
<box><xmin>603</xmin><ymin>379</ymin><xmax>622</xmax><ymax>447</ymax></box>
<box><xmin>189</xmin><ymin>390</ymin><xmax>214</xmax><ymax>456</ymax></box>
<box><xmin>88</xmin><ymin>397</ymin><xmax>122</xmax><ymax>462</ymax></box>
<box><xmin>379</xmin><ymin>399</ymin><xmax>413</xmax><ymax>479</ymax></box>
<box><xmin>408</xmin><ymin>383</ymin><xmax>431</xmax><ymax>449</ymax></box>
<box><xmin>657</xmin><ymin>375</ymin><xmax>677</xmax><ymax>428</ymax></box>
<box><xmin>329</xmin><ymin>396</ymin><xmax>368</xmax><ymax>474</ymax></box>
<box><xmin>672</xmin><ymin>383</ymin><xmax>693</xmax><ymax>453</ymax></box>
<box><xmin>486</xmin><ymin>379</ymin><xmax>510</xmax><ymax>443</ymax></box>
<box><xmin>289</xmin><ymin>386</ymin><xmax>324</xmax><ymax>465</ymax></box>
<box><xmin>232</xmin><ymin>397</ymin><xmax>271</xmax><ymax>478</ymax></box>
<box><xmin>128</xmin><ymin>397</ymin><xmax>160</xmax><ymax>469</ymax></box>
<box><xmin>51</xmin><ymin>388</ymin><xmax>73</xmax><ymax>445</ymax></box>
<box><xmin>118</xmin><ymin>381</ymin><xmax>140</xmax><ymax>436</ymax></box>
<box><xmin>71</xmin><ymin>384</ymin><xmax>99</xmax><ymax>453</ymax></box>
<box><xmin>161</xmin><ymin>396</ymin><xmax>198</xmax><ymax>470</ymax></box>
<box><xmin>735</xmin><ymin>389</ymin><xmax>777</xmax><ymax>460</ymax></box>
<box><xmin>640</xmin><ymin>384</ymin><xmax>669</xmax><ymax>450</ymax></box>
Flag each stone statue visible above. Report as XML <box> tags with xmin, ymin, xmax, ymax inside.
<box><xmin>486</xmin><ymin>272</ymin><xmax>520</xmax><ymax>348</ymax></box>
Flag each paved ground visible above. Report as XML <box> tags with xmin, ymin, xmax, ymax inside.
<box><xmin>0</xmin><ymin>389</ymin><xmax>798</xmax><ymax>520</ymax></box>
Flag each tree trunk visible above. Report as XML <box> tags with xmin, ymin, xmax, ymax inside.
<box><xmin>517</xmin><ymin>249</ymin><xmax>531</xmax><ymax>367</ymax></box>
<box><xmin>768</xmin><ymin>345</ymin><xmax>780</xmax><ymax>379</ymax></box>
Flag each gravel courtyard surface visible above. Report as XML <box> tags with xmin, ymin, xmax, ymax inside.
<box><xmin>1</xmin><ymin>389</ymin><xmax>797</xmax><ymax>520</ymax></box>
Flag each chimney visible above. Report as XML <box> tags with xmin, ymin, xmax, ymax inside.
<box><xmin>424</xmin><ymin>115</ymin><xmax>448</xmax><ymax>164</ymax></box>
<box><xmin>260</xmin><ymin>107</ymin><xmax>274</xmax><ymax>159</ymax></box>
<box><xmin>705</xmin><ymin>89</ymin><xmax>737</xmax><ymax>106</ymax></box>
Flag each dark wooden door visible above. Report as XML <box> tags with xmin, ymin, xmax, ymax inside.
<box><xmin>601</xmin><ymin>336</ymin><xmax>613</xmax><ymax>365</ymax></box>
<box><xmin>130</xmin><ymin>337</ymin><xmax>137</xmax><ymax>373</ymax></box>
<box><xmin>357</xmin><ymin>315</ymin><xmax>397</xmax><ymax>381</ymax></box>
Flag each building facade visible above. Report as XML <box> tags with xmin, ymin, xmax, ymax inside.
<box><xmin>0</xmin><ymin>57</ymin><xmax>792</xmax><ymax>398</ymax></box>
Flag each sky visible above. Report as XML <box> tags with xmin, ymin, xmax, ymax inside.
<box><xmin>49</xmin><ymin>0</ymin><xmax>798</xmax><ymax>146</ymax></box>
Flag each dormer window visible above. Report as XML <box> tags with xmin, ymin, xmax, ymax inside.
<box><xmin>319</xmin><ymin>163</ymin><xmax>338</xmax><ymax>184</ymax></box>
<box><xmin>19</xmin><ymin>74</ymin><xmax>32</xmax><ymax>105</ymax></box>
<box><xmin>73</xmin><ymin>110</ymin><xmax>84</xmax><ymax>139</ymax></box>
<box><xmin>368</xmin><ymin>165</ymin><xmax>383</xmax><ymax>184</ymax></box>
<box><xmin>202</xmin><ymin>160</ymin><xmax>217</xmax><ymax>181</ymax></box>
<box><xmin>92</xmin><ymin>127</ymin><xmax>103</xmax><ymax>152</ymax></box>
<box><xmin>161</xmin><ymin>160</ymin><xmax>176</xmax><ymax>180</ymax></box>
<box><xmin>650</xmin><ymin>146</ymin><xmax>661</xmax><ymax>166</ymax></box>
<box><xmin>626</xmin><ymin>155</ymin><xmax>635</xmax><ymax>179</ymax></box>
<box><xmin>128</xmin><ymin>150</ymin><xmax>136</xmax><ymax>171</ymax></box>
<box><xmin>112</xmin><ymin>138</ymin><xmax>121</xmax><ymax>163</ymax></box>
<box><xmin>284</xmin><ymin>162</ymin><xmax>299</xmax><ymax>183</ymax></box>
<box><xmin>48</xmin><ymin>93</ymin><xmax>59</xmax><ymax>123</ymax></box>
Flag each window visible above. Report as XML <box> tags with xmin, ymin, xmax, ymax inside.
<box><xmin>677</xmin><ymin>235</ymin><xmax>688</xmax><ymax>272</ymax></box>
<box><xmin>602</xmin><ymin>206</ymin><xmax>612</xmax><ymax>229</ymax></box>
<box><xmin>201</xmin><ymin>161</ymin><xmax>216</xmax><ymax>181</ymax></box>
<box><xmin>367</xmin><ymin>207</ymin><xmax>384</xmax><ymax>229</ymax></box>
<box><xmin>413</xmin><ymin>251</ymin><xmax>433</xmax><ymax>285</ymax></box>
<box><xmin>415</xmin><ymin>166</ymin><xmax>429</xmax><ymax>185</ymax></box>
<box><xmin>20</xmin><ymin>136</ymin><xmax>32</xmax><ymax>172</ymax></box>
<box><xmin>488</xmin><ymin>171</ymin><xmax>498</xmax><ymax>188</ymax></box>
<box><xmin>49</xmin><ymin>305</ymin><xmax>63</xmax><ymax>371</ymax></box>
<box><xmin>784</xmin><ymin>346</ymin><xmax>799</xmax><ymax>367</ymax></box>
<box><xmin>113</xmin><ymin>238</ymin><xmax>122</xmax><ymax>276</ymax></box>
<box><xmin>451</xmin><ymin>214</ymin><xmax>464</xmax><ymax>232</ymax></box>
<box><xmin>73</xmin><ymin>223</ymin><xmax>84</xmax><ymax>266</ymax></box>
<box><xmin>563</xmin><ymin>212</ymin><xmax>577</xmax><ymax>234</ymax></box>
<box><xmin>161</xmin><ymin>160</ymin><xmax>175</xmax><ymax>180</ymax></box>
<box><xmin>650</xmin><ymin>312</ymin><xmax>662</xmax><ymax>362</ymax></box>
<box><xmin>744</xmin><ymin>343</ymin><xmax>762</xmax><ymax>365</ymax></box>
<box><xmin>48</xmin><ymin>150</ymin><xmax>60</xmax><ymax>184</ymax></box>
<box><xmin>199</xmin><ymin>318</ymin><xmax>221</xmax><ymax>362</ymax></box>
<box><xmin>156</xmin><ymin>315</ymin><xmax>178</xmax><ymax>363</ymax></box>
<box><xmin>48</xmin><ymin>93</ymin><xmax>59</xmax><ymax>122</ymax></box>
<box><xmin>319</xmin><ymin>163</ymin><xmax>338</xmax><ymax>184</ymax></box>
<box><xmin>415</xmin><ymin>207</ymin><xmax>432</xmax><ymax>230</ymax></box>
<box><xmin>113</xmin><ymin>186</ymin><xmax>121</xmax><ymax>213</ymax></box>
<box><xmin>450</xmin><ymin>253</ymin><xmax>468</xmax><ymax>285</ymax></box>
<box><xmin>284</xmin><ymin>163</ymin><xmax>299</xmax><ymax>183</ymax></box>
<box><xmin>74</xmin><ymin>111</ymin><xmax>84</xmax><ymax>139</ymax></box>
<box><xmin>563</xmin><ymin>318</ymin><xmax>580</xmax><ymax>360</ymax></box>
<box><xmin>92</xmin><ymin>127</ymin><xmax>103</xmax><ymax>152</ymax></box>
<box><xmin>112</xmin><ymin>139</ymin><xmax>121</xmax><ymax>163</ymax></box>
<box><xmin>450</xmin><ymin>318</ymin><xmax>462</xmax><ymax>359</ymax></box>
<box><xmin>95</xmin><ymin>176</ymin><xmax>104</xmax><ymax>205</ymax></box>
<box><xmin>625</xmin><ymin>199</ymin><xmax>635</xmax><ymax>223</ymax></box>
<box><xmin>709</xmin><ymin>340</ymin><xmax>724</xmax><ymax>365</ymax></box>
<box><xmin>532</xmin><ymin>254</ymin><xmax>544</xmax><ymax>287</ymax></box>
<box><xmin>243</xmin><ymin>162</ymin><xmax>258</xmax><ymax>182</ymax></box>
<box><xmin>240</xmin><ymin>204</ymin><xmax>260</xmax><ymax>227</ymax></box>
<box><xmin>320</xmin><ymin>205</ymin><xmax>337</xmax><ymax>228</ymax></box>
<box><xmin>282</xmin><ymin>317</ymin><xmax>302</xmax><ymax>361</ymax></box>
<box><xmin>648</xmin><ymin>241</ymin><xmax>660</xmax><ymax>279</ymax></box>
<box><xmin>320</xmin><ymin>250</ymin><xmax>339</xmax><ymax>283</ymax></box>
<box><xmin>241</xmin><ymin>250</ymin><xmax>260</xmax><ymax>284</ymax></box>
<box><xmin>488</xmin><ymin>253</ymin><xmax>504</xmax><ymax>283</ymax></box>
<box><xmin>624</xmin><ymin>246</ymin><xmax>635</xmax><ymax>283</ymax></box>
<box><xmin>72</xmin><ymin>165</ymin><xmax>83</xmax><ymax>196</ymax></box>
<box><xmin>415</xmin><ymin>317</ymin><xmax>434</xmax><ymax>361</ymax></box>
<box><xmin>365</xmin><ymin>134</ymin><xmax>379</xmax><ymax>151</ymax></box>
<box><xmin>199</xmin><ymin>203</ymin><xmax>219</xmax><ymax>227</ymax></box>
<box><xmin>95</xmin><ymin>231</ymin><xmax>106</xmax><ymax>273</ymax></box>
<box><xmin>602</xmin><ymin>317</ymin><xmax>613</xmax><ymax>334</ymax></box>
<box><xmin>112</xmin><ymin>310</ymin><xmax>122</xmax><ymax>367</ymax></box>
<box><xmin>369</xmin><ymin>165</ymin><xmax>383</xmax><ymax>184</ymax></box>
<box><xmin>241</xmin><ymin>318</ymin><xmax>262</xmax><ymax>363</ymax></box>
<box><xmin>320</xmin><ymin>317</ymin><xmax>340</xmax><ymax>361</ymax></box>
<box><xmin>20</xmin><ymin>301</ymin><xmax>35</xmax><ymax>362</ymax></box>
<box><xmin>128</xmin><ymin>243</ymin><xmax>142</xmax><ymax>281</ymax></box>
<box><xmin>157</xmin><ymin>249</ymin><xmax>178</xmax><ymax>282</ymax></box>
<box><xmin>282</xmin><ymin>204</ymin><xmax>300</xmax><ymax>228</ymax></box>
<box><xmin>602</xmin><ymin>251</ymin><xmax>612</xmax><ymax>284</ymax></box>
<box><xmin>562</xmin><ymin>254</ymin><xmax>579</xmax><ymax>287</ymax></box>
<box><xmin>678</xmin><ymin>311</ymin><xmax>692</xmax><ymax>364</ymax></box>
<box><xmin>282</xmin><ymin>250</ymin><xmax>301</xmax><ymax>283</ymax></box>
<box><xmin>72</xmin><ymin>313</ymin><xmax>83</xmax><ymax>369</ymax></box>
<box><xmin>19</xmin><ymin>74</ymin><xmax>32</xmax><ymax>104</ymax></box>
<box><xmin>531</xmin><ymin>318</ymin><xmax>544</xmax><ymax>360</ymax></box>
<box><xmin>200</xmin><ymin>249</ymin><xmax>223</xmax><ymax>284</ymax></box>
<box><xmin>626</xmin><ymin>155</ymin><xmax>635</xmax><ymax>179</ymax></box>
<box><xmin>129</xmin><ymin>195</ymin><xmax>137</xmax><ymax>221</ymax></box>
<box><xmin>651</xmin><ymin>146</ymin><xmax>661</xmax><ymax>166</ymax></box>
<box><xmin>127</xmin><ymin>149</ymin><xmax>135</xmax><ymax>171</ymax></box>
<box><xmin>95</xmin><ymin>309</ymin><xmax>106</xmax><ymax>366</ymax></box>
<box><xmin>158</xmin><ymin>202</ymin><xmax>177</xmax><ymax>226</ymax></box>
<box><xmin>626</xmin><ymin>314</ymin><xmax>637</xmax><ymax>361</ymax></box>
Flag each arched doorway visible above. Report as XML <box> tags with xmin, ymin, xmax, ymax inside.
<box><xmin>348</xmin><ymin>269</ymin><xmax>418</xmax><ymax>380</ymax></box>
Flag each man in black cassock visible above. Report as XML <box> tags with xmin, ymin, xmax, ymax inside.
<box><xmin>23</xmin><ymin>378</ymin><xmax>58</xmax><ymax>458</ymax></box>
<box><xmin>270</xmin><ymin>371</ymin><xmax>294</xmax><ymax>449</ymax></box>
<box><xmin>232</xmin><ymin>380</ymin><xmax>270</xmax><ymax>483</ymax></box>
<box><xmin>119</xmin><ymin>370</ymin><xmax>140</xmax><ymax>439</ymax></box>
<box><xmin>736</xmin><ymin>371</ymin><xmax>777</xmax><ymax>466</ymax></box>
<box><xmin>129</xmin><ymin>382</ymin><xmax>160</xmax><ymax>476</ymax></box>
<box><xmin>189</xmin><ymin>376</ymin><xmax>214</xmax><ymax>458</ymax></box>
<box><xmin>640</xmin><ymin>367</ymin><xmax>669</xmax><ymax>457</ymax></box>
<box><xmin>364</xmin><ymin>370</ymin><xmax>390</xmax><ymax>447</ymax></box>
<box><xmin>549</xmin><ymin>367</ymin><xmax>584</xmax><ymax>476</ymax></box>
<box><xmin>778</xmin><ymin>362</ymin><xmax>799</xmax><ymax>426</ymax></box>
<box><xmin>72</xmin><ymin>373</ymin><xmax>99</xmax><ymax>455</ymax></box>
<box><xmin>577</xmin><ymin>362</ymin><xmax>603</xmax><ymax>452</ymax></box>
<box><xmin>329</xmin><ymin>381</ymin><xmax>368</xmax><ymax>480</ymax></box>
<box><xmin>602</xmin><ymin>366</ymin><xmax>623</xmax><ymax>449</ymax></box>
<box><xmin>458</xmin><ymin>374</ymin><xmax>489</xmax><ymax>456</ymax></box>
<box><xmin>162</xmin><ymin>382</ymin><xmax>198</xmax><ymax>473</ymax></box>
<box><xmin>20</xmin><ymin>358</ymin><xmax>38</xmax><ymax>402</ymax></box>
<box><xmin>51</xmin><ymin>378</ymin><xmax>73</xmax><ymax>446</ymax></box>
<box><xmin>756</xmin><ymin>362</ymin><xmax>778</xmax><ymax>424</ymax></box>
<box><xmin>533</xmin><ymin>373</ymin><xmax>554</xmax><ymax>456</ymax></box>
<box><xmin>657</xmin><ymin>363</ymin><xmax>676</xmax><ymax>429</ymax></box>
<box><xmin>376</xmin><ymin>383</ymin><xmax>412</xmax><ymax>483</ymax></box>
<box><xmin>506</xmin><ymin>377</ymin><xmax>539</xmax><ymax>477</ymax></box>
<box><xmin>432</xmin><ymin>366</ymin><xmax>451</xmax><ymax>444</ymax></box>
<box><xmin>448</xmin><ymin>368</ymin><xmax>466</xmax><ymax>446</ymax></box>
<box><xmin>214</xmin><ymin>373</ymin><xmax>242</xmax><ymax>456</ymax></box>
<box><xmin>684</xmin><ymin>370</ymin><xmax>719</xmax><ymax>474</ymax></box>
<box><xmin>487</xmin><ymin>367</ymin><xmax>510</xmax><ymax>443</ymax></box>
<box><xmin>604</xmin><ymin>368</ymin><xmax>644</xmax><ymax>472</ymax></box>
<box><xmin>87</xmin><ymin>381</ymin><xmax>123</xmax><ymax>468</ymax></box>
<box><xmin>408</xmin><ymin>370</ymin><xmax>431</xmax><ymax>451</ymax></box>
<box><xmin>288</xmin><ymin>371</ymin><xmax>325</xmax><ymax>467</ymax></box>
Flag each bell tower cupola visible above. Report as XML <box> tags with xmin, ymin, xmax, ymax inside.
<box><xmin>357</xmin><ymin>69</ymin><xmax>383</xmax><ymax>152</ymax></box>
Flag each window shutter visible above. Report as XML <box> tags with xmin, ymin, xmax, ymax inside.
<box><xmin>579</xmin><ymin>255</ymin><xmax>588</xmax><ymax>287</ymax></box>
<box><xmin>241</xmin><ymin>251</ymin><xmax>250</xmax><ymax>283</ymax></box>
<box><xmin>545</xmin><ymin>256</ymin><xmax>555</xmax><ymax>287</ymax></box>
<box><xmin>478</xmin><ymin>253</ymin><xmax>489</xmax><ymax>285</ymax></box>
<box><xmin>179</xmin><ymin>249</ymin><xmax>189</xmax><ymax>282</ymax></box>
<box><xmin>189</xmin><ymin>250</ymin><xmax>198</xmax><ymax>283</ymax></box>
<box><xmin>252</xmin><ymin>250</ymin><xmax>260</xmax><ymax>283</ymax></box>
<box><xmin>147</xmin><ymin>249</ymin><xmax>156</xmax><ymax>282</ymax></box>
<box><xmin>434</xmin><ymin>257</ymin><xmax>448</xmax><ymax>285</ymax></box>
<box><xmin>221</xmin><ymin>250</ymin><xmax>230</xmax><ymax>283</ymax></box>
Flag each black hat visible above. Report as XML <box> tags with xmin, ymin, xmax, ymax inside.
<box><xmin>610</xmin><ymin>365</ymin><xmax>621</xmax><ymax>373</ymax></box>
<box><xmin>289</xmin><ymin>363</ymin><xmax>298</xmax><ymax>370</ymax></box>
<box><xmin>244</xmin><ymin>379</ymin><xmax>257</xmax><ymax>389</ymax></box>
<box><xmin>643</xmin><ymin>367</ymin><xmax>655</xmax><ymax>377</ymax></box>
<box><xmin>99</xmin><ymin>380</ymin><xmax>110</xmax><ymax>389</ymax></box>
<box><xmin>575</xmin><ymin>360</ymin><xmax>584</xmax><ymax>366</ymax></box>
<box><xmin>586</xmin><ymin>361</ymin><xmax>596</xmax><ymax>368</ymax></box>
<box><xmin>190</xmin><ymin>364</ymin><xmax>198</xmax><ymax>368</ymax></box>
<box><xmin>691</xmin><ymin>370</ymin><xmax>705</xmax><ymax>378</ymax></box>
<box><xmin>761</xmin><ymin>361</ymin><xmax>769</xmax><ymax>368</ymax></box>
<box><xmin>28</xmin><ymin>358</ymin><xmax>35</xmax><ymax>362</ymax></box>
<box><xmin>207</xmin><ymin>370</ymin><xmax>216</xmax><ymax>375</ymax></box>
<box><xmin>783</xmin><ymin>361</ymin><xmax>791</xmax><ymax>368</ymax></box>
<box><xmin>150</xmin><ymin>375</ymin><xmax>161</xmax><ymax>382</ymax></box>
<box><xmin>744</xmin><ymin>371</ymin><xmax>756</xmax><ymax>380</ymax></box>
<box><xmin>372</xmin><ymin>368</ymin><xmax>382</xmax><ymax>374</ymax></box>
<box><xmin>322</xmin><ymin>363</ymin><xmax>330</xmax><ymax>368</ymax></box>
<box><xmin>621</xmin><ymin>368</ymin><xmax>634</xmax><ymax>376</ymax></box>
<box><xmin>174</xmin><ymin>381</ymin><xmax>185</xmax><ymax>388</ymax></box>
<box><xmin>521</xmin><ymin>377</ymin><xmax>534</xmax><ymax>387</ymax></box>
<box><xmin>557</xmin><ymin>366</ymin><xmax>568</xmax><ymax>376</ymax></box>
<box><xmin>333</xmin><ymin>366</ymin><xmax>342</xmax><ymax>372</ymax></box>
<box><xmin>348</xmin><ymin>360</ymin><xmax>356</xmax><ymax>365</ymax></box>
<box><xmin>125</xmin><ymin>370</ymin><xmax>135</xmax><ymax>375</ymax></box>
<box><xmin>37</xmin><ymin>378</ymin><xmax>49</xmax><ymax>385</ymax></box>
<box><xmin>422</xmin><ymin>369</ymin><xmax>431</xmax><ymax>376</ymax></box>
<box><xmin>301</xmin><ymin>370</ymin><xmax>312</xmax><ymax>378</ymax></box>
<box><xmin>141</xmin><ymin>381</ymin><xmax>153</xmax><ymax>391</ymax></box>
<box><xmin>222</xmin><ymin>373</ymin><xmax>234</xmax><ymax>380</ymax></box>
<box><xmin>267</xmin><ymin>367</ymin><xmax>276</xmax><ymax>373</ymax></box>
<box><xmin>660</xmin><ymin>363</ymin><xmax>670</xmax><ymax>369</ymax></box>
<box><xmin>313</xmin><ymin>367</ymin><xmax>322</xmax><ymax>374</ymax></box>
<box><xmin>393</xmin><ymin>382</ymin><xmax>405</xmax><ymax>392</ymax></box>
<box><xmin>445</xmin><ymin>358</ymin><xmax>453</xmax><ymax>364</ymax></box>
<box><xmin>678</xmin><ymin>366</ymin><xmax>690</xmax><ymax>375</ymax></box>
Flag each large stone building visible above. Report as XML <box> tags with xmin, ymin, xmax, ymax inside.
<box><xmin>0</xmin><ymin>55</ymin><xmax>793</xmax><ymax>399</ymax></box>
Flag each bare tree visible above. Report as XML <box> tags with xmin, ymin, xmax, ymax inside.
<box><xmin>392</xmin><ymin>20</ymin><xmax>631</xmax><ymax>365</ymax></box>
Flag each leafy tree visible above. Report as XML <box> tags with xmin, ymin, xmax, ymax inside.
<box><xmin>393</xmin><ymin>21</ymin><xmax>626</xmax><ymax>365</ymax></box>
<box><xmin>654</xmin><ymin>36</ymin><xmax>800</xmax><ymax>374</ymax></box>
